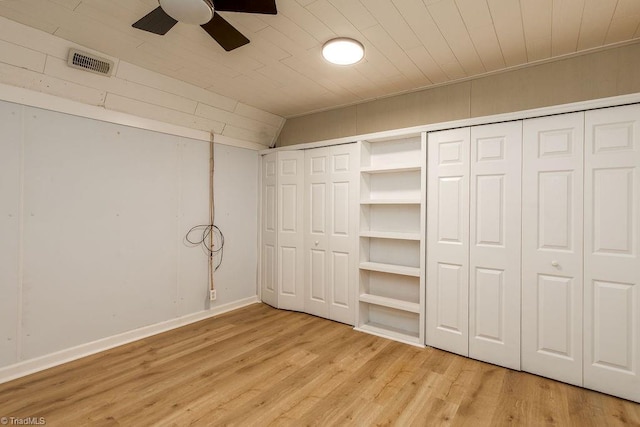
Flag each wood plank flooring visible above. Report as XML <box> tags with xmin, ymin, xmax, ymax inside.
<box><xmin>0</xmin><ymin>303</ymin><xmax>638</xmax><ymax>426</ymax></box>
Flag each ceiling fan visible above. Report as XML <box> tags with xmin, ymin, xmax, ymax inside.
<box><xmin>132</xmin><ymin>0</ymin><xmax>277</xmax><ymax>52</ymax></box>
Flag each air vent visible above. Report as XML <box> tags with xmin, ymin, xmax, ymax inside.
<box><xmin>67</xmin><ymin>49</ymin><xmax>114</xmax><ymax>76</ymax></box>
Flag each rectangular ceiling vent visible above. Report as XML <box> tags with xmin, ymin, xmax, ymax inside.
<box><xmin>67</xmin><ymin>48</ymin><xmax>114</xmax><ymax>76</ymax></box>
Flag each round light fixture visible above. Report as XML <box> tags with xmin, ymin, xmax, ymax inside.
<box><xmin>322</xmin><ymin>38</ymin><xmax>364</xmax><ymax>65</ymax></box>
<box><xmin>159</xmin><ymin>0</ymin><xmax>213</xmax><ymax>25</ymax></box>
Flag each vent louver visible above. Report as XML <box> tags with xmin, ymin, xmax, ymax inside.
<box><xmin>67</xmin><ymin>49</ymin><xmax>114</xmax><ymax>76</ymax></box>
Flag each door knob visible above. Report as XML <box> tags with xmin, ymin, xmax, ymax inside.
<box><xmin>314</xmin><ymin>240</ymin><xmax>319</xmax><ymax>246</ymax></box>
<box><xmin>551</xmin><ymin>261</ymin><xmax>559</xmax><ymax>267</ymax></box>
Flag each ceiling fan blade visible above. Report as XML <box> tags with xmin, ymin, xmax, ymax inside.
<box><xmin>132</xmin><ymin>6</ymin><xmax>178</xmax><ymax>35</ymax></box>
<box><xmin>201</xmin><ymin>13</ymin><xmax>250</xmax><ymax>52</ymax></box>
<box><xmin>212</xmin><ymin>0</ymin><xmax>277</xmax><ymax>15</ymax></box>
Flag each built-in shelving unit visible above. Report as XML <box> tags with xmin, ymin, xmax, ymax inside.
<box><xmin>356</xmin><ymin>134</ymin><xmax>426</xmax><ymax>346</ymax></box>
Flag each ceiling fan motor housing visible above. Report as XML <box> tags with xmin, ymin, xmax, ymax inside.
<box><xmin>133</xmin><ymin>0</ymin><xmax>276</xmax><ymax>51</ymax></box>
<box><xmin>158</xmin><ymin>0</ymin><xmax>213</xmax><ymax>25</ymax></box>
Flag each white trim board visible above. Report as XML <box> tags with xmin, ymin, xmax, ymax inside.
<box><xmin>0</xmin><ymin>83</ymin><xmax>264</xmax><ymax>151</ymax></box>
<box><xmin>0</xmin><ymin>296</ymin><xmax>260</xmax><ymax>385</ymax></box>
<box><xmin>264</xmin><ymin>92</ymin><xmax>640</xmax><ymax>153</ymax></box>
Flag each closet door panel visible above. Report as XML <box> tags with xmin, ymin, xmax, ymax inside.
<box><xmin>261</xmin><ymin>153</ymin><xmax>278</xmax><ymax>307</ymax></box>
<box><xmin>327</xmin><ymin>145</ymin><xmax>358</xmax><ymax>325</ymax></box>
<box><xmin>585</xmin><ymin>105</ymin><xmax>640</xmax><ymax>402</ymax></box>
<box><xmin>536</xmin><ymin>274</ymin><xmax>575</xmax><ymax>354</ymax></box>
<box><xmin>277</xmin><ymin>151</ymin><xmax>305</xmax><ymax>311</ymax></box>
<box><xmin>305</xmin><ymin>147</ymin><xmax>331</xmax><ymax>318</ymax></box>
<box><xmin>427</xmin><ymin>128</ymin><xmax>470</xmax><ymax>356</ymax></box>
<box><xmin>304</xmin><ymin>144</ymin><xmax>358</xmax><ymax>324</ymax></box>
<box><xmin>332</xmin><ymin>251</ymin><xmax>350</xmax><ymax>307</ymax></box>
<box><xmin>438</xmin><ymin>177</ymin><xmax>465</xmax><ymax>246</ymax></box>
<box><xmin>522</xmin><ymin>112</ymin><xmax>584</xmax><ymax>386</ymax></box>
<box><xmin>309</xmin><ymin>178</ymin><xmax>328</xmax><ymax>310</ymax></box>
<box><xmin>436</xmin><ymin>262</ymin><xmax>466</xmax><ymax>333</ymax></box>
<box><xmin>309</xmin><ymin>249</ymin><xmax>327</xmax><ymax>299</ymax></box>
<box><xmin>469</xmin><ymin>121</ymin><xmax>522</xmax><ymax>370</ymax></box>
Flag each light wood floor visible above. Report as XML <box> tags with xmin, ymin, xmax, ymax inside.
<box><xmin>0</xmin><ymin>303</ymin><xmax>638</xmax><ymax>426</ymax></box>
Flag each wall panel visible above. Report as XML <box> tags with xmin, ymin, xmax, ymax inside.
<box><xmin>0</xmin><ymin>99</ymin><xmax>258</xmax><ymax>368</ymax></box>
<box><xmin>210</xmin><ymin>143</ymin><xmax>259</xmax><ymax>306</ymax></box>
<box><xmin>0</xmin><ymin>101</ymin><xmax>22</xmax><ymax>367</ymax></box>
<box><xmin>21</xmin><ymin>109</ymin><xmax>180</xmax><ymax>358</ymax></box>
<box><xmin>277</xmin><ymin>42</ymin><xmax>640</xmax><ymax>146</ymax></box>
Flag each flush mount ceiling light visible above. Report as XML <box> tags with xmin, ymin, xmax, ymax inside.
<box><xmin>158</xmin><ymin>0</ymin><xmax>213</xmax><ymax>25</ymax></box>
<box><xmin>322</xmin><ymin>38</ymin><xmax>364</xmax><ymax>65</ymax></box>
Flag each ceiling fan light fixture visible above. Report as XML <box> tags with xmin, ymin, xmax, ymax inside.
<box><xmin>158</xmin><ymin>0</ymin><xmax>213</xmax><ymax>25</ymax></box>
<box><xmin>322</xmin><ymin>38</ymin><xmax>364</xmax><ymax>65</ymax></box>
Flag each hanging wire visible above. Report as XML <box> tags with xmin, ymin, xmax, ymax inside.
<box><xmin>185</xmin><ymin>224</ymin><xmax>224</xmax><ymax>271</ymax></box>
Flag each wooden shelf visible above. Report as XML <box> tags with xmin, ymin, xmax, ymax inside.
<box><xmin>360</xmin><ymin>198</ymin><xmax>420</xmax><ymax>205</ymax></box>
<box><xmin>359</xmin><ymin>293</ymin><xmax>420</xmax><ymax>313</ymax></box>
<box><xmin>355</xmin><ymin>323</ymin><xmax>421</xmax><ymax>346</ymax></box>
<box><xmin>359</xmin><ymin>230</ymin><xmax>421</xmax><ymax>240</ymax></box>
<box><xmin>360</xmin><ymin>164</ymin><xmax>421</xmax><ymax>174</ymax></box>
<box><xmin>359</xmin><ymin>262</ymin><xmax>420</xmax><ymax>277</ymax></box>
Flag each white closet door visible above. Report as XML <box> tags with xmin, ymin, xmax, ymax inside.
<box><xmin>305</xmin><ymin>144</ymin><xmax>358</xmax><ymax>324</ymax></box>
<box><xmin>260</xmin><ymin>153</ymin><xmax>278</xmax><ymax>308</ymax></box>
<box><xmin>522</xmin><ymin>112</ymin><xmax>584</xmax><ymax>386</ymax></box>
<box><xmin>427</xmin><ymin>128</ymin><xmax>470</xmax><ymax>356</ymax></box>
<box><xmin>327</xmin><ymin>144</ymin><xmax>358</xmax><ymax>324</ymax></box>
<box><xmin>584</xmin><ymin>105</ymin><xmax>640</xmax><ymax>402</ymax></box>
<box><xmin>277</xmin><ymin>151</ymin><xmax>305</xmax><ymax>311</ymax></box>
<box><xmin>469</xmin><ymin>122</ymin><xmax>522</xmax><ymax>370</ymax></box>
<box><xmin>305</xmin><ymin>146</ymin><xmax>331</xmax><ymax>319</ymax></box>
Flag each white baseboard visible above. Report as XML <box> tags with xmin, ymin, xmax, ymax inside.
<box><xmin>0</xmin><ymin>296</ymin><xmax>260</xmax><ymax>385</ymax></box>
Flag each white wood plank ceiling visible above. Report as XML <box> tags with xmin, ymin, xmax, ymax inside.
<box><xmin>1</xmin><ymin>0</ymin><xmax>639</xmax><ymax>118</ymax></box>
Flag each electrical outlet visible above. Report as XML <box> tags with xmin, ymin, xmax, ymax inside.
<box><xmin>209</xmin><ymin>289</ymin><xmax>216</xmax><ymax>301</ymax></box>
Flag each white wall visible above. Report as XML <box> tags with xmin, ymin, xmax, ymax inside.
<box><xmin>210</xmin><ymin>143</ymin><xmax>259</xmax><ymax>307</ymax></box>
<box><xmin>0</xmin><ymin>16</ymin><xmax>284</xmax><ymax>148</ymax></box>
<box><xmin>0</xmin><ymin>100</ymin><xmax>21</xmax><ymax>368</ymax></box>
<box><xmin>0</xmin><ymin>99</ymin><xmax>259</xmax><ymax>373</ymax></box>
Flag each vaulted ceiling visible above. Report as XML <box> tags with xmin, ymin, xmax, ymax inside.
<box><xmin>1</xmin><ymin>0</ymin><xmax>639</xmax><ymax>118</ymax></box>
